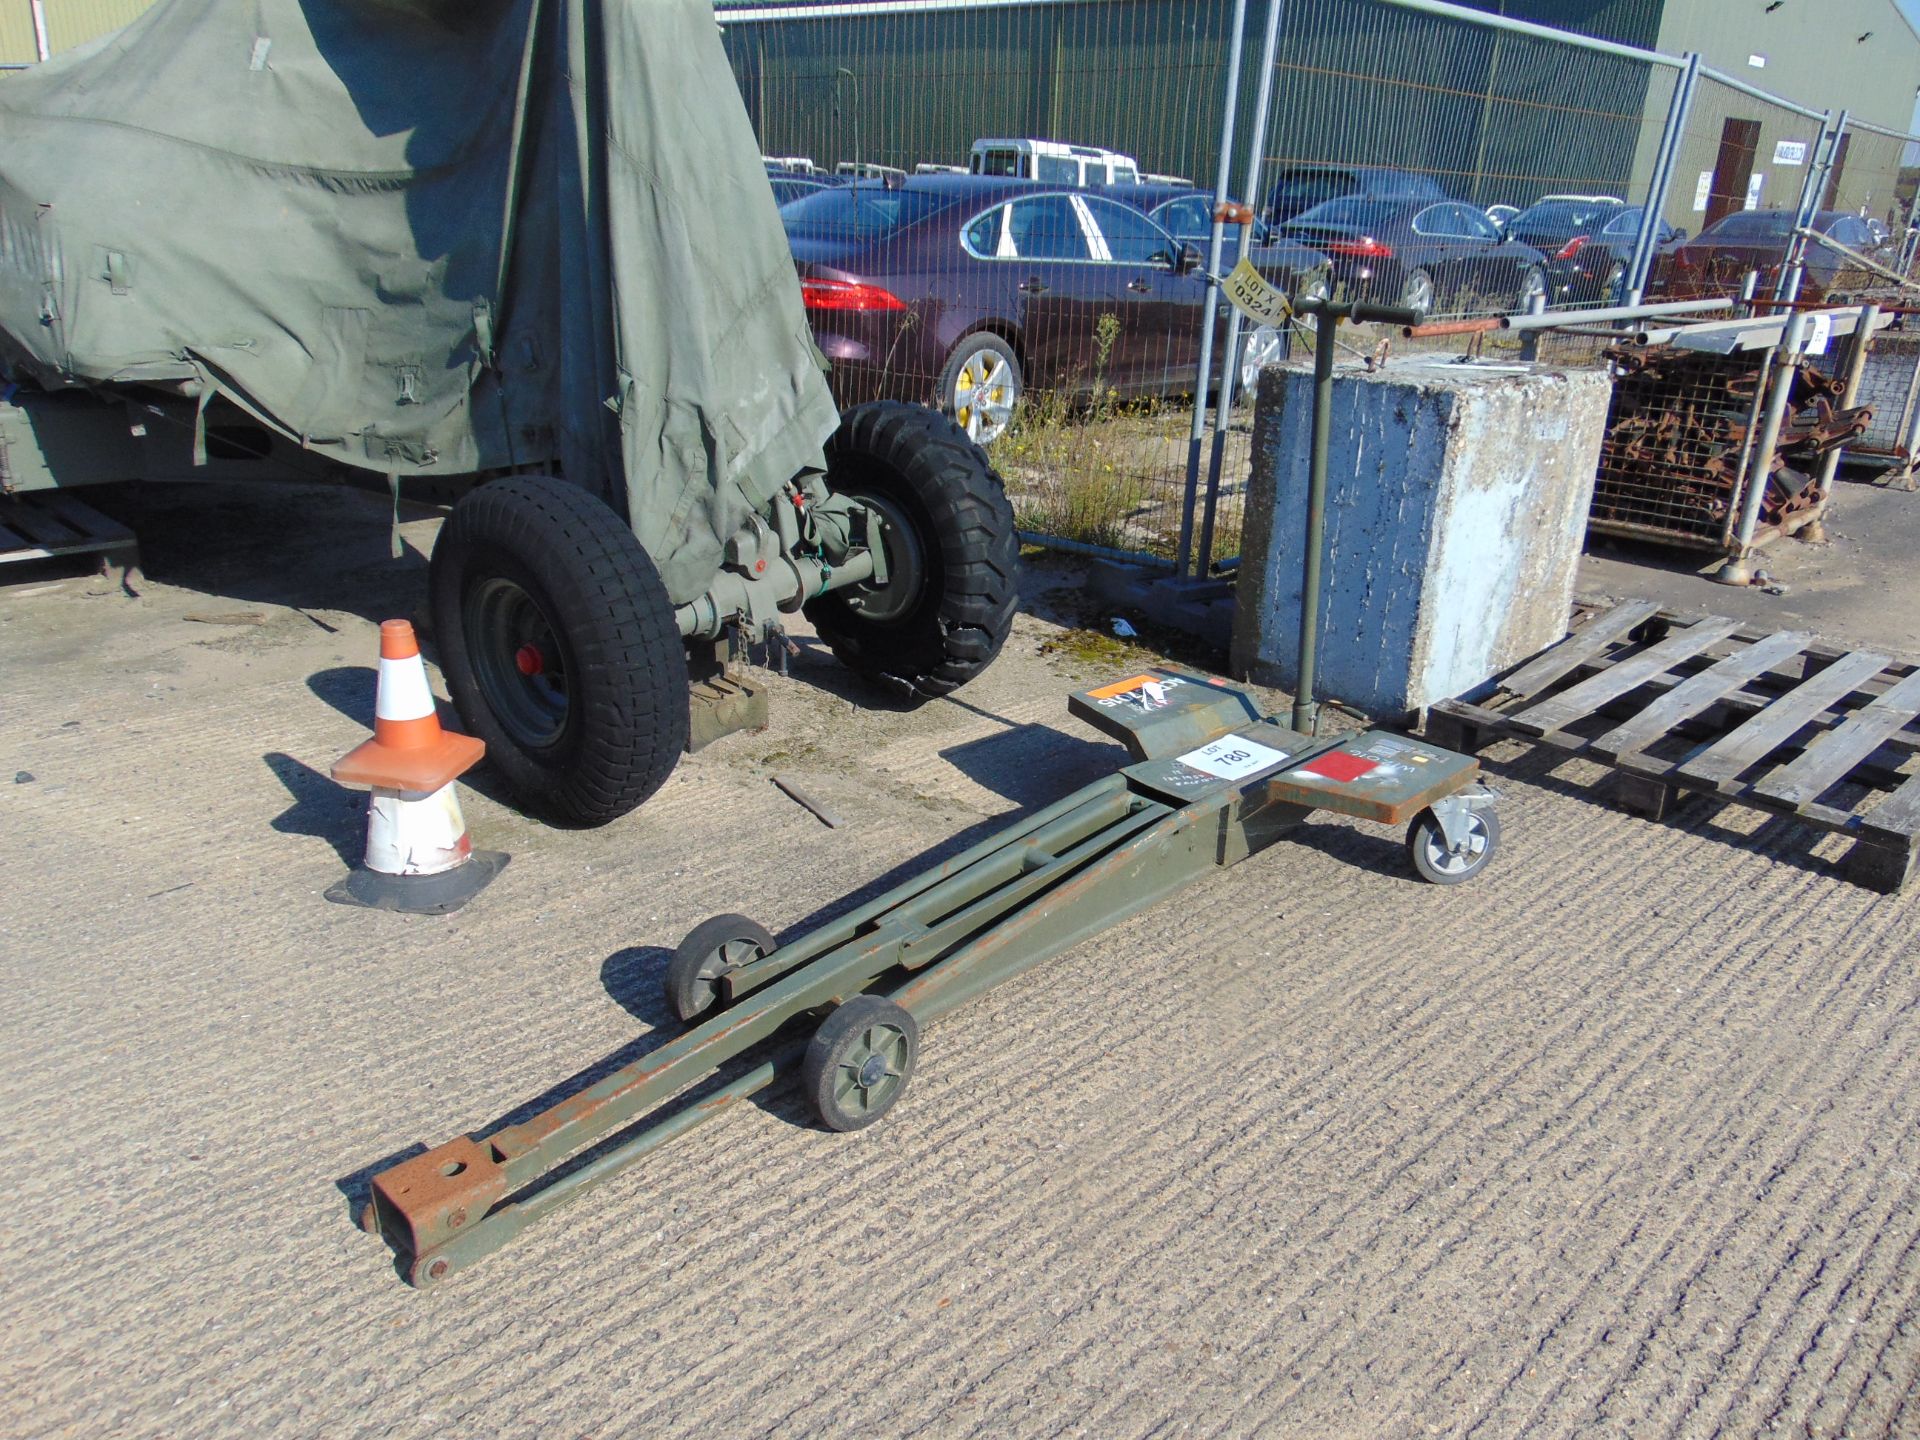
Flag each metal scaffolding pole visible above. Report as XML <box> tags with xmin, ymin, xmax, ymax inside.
<box><xmin>1173</xmin><ymin>0</ymin><xmax>1250</xmax><ymax>580</ymax></box>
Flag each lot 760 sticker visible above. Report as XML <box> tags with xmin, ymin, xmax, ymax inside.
<box><xmin>1176</xmin><ymin>734</ymin><xmax>1291</xmax><ymax>781</ymax></box>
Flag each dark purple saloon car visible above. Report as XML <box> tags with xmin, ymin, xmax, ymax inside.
<box><xmin>782</xmin><ymin>175</ymin><xmax>1328</xmax><ymax>443</ymax></box>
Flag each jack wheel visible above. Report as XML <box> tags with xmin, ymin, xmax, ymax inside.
<box><xmin>803</xmin><ymin>995</ymin><xmax>918</xmax><ymax>1132</ymax></box>
<box><xmin>666</xmin><ymin>913</ymin><xmax>776</xmax><ymax>1022</ymax></box>
<box><xmin>1406</xmin><ymin>806</ymin><xmax>1500</xmax><ymax>885</ymax></box>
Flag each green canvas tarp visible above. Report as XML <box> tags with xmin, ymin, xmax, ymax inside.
<box><xmin>0</xmin><ymin>0</ymin><xmax>841</xmax><ymax>603</ymax></box>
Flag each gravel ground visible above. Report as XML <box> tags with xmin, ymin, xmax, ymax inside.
<box><xmin>2</xmin><ymin>479</ymin><xmax>1917</xmax><ymax>1439</ymax></box>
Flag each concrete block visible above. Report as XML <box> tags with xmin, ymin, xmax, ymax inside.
<box><xmin>1230</xmin><ymin>357</ymin><xmax>1611</xmax><ymax>718</ymax></box>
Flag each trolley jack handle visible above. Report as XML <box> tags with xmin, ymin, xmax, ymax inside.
<box><xmin>1288</xmin><ymin>298</ymin><xmax>1424</xmax><ymax>734</ymax></box>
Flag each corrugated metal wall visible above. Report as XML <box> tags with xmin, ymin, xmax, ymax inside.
<box><xmin>0</xmin><ymin>0</ymin><xmax>153</xmax><ymax>65</ymax></box>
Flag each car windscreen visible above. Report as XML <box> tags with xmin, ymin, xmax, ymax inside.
<box><xmin>1270</xmin><ymin>170</ymin><xmax>1357</xmax><ymax>212</ymax></box>
<box><xmin>1701</xmin><ymin>210</ymin><xmax>1794</xmax><ymax>241</ymax></box>
<box><xmin>781</xmin><ymin>186</ymin><xmax>956</xmax><ymax>240</ymax></box>
<box><xmin>1512</xmin><ymin>200</ymin><xmax>1620</xmax><ymax>232</ymax></box>
<box><xmin>1288</xmin><ymin>197</ymin><xmax>1394</xmax><ymax>229</ymax></box>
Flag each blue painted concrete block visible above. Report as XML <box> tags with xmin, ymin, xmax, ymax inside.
<box><xmin>1230</xmin><ymin>357</ymin><xmax>1610</xmax><ymax>718</ymax></box>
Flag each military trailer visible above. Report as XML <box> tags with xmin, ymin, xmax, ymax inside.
<box><xmin>0</xmin><ymin>0</ymin><xmax>1018</xmax><ymax>825</ymax></box>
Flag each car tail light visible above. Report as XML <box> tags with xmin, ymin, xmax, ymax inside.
<box><xmin>800</xmin><ymin>278</ymin><xmax>907</xmax><ymax>312</ymax></box>
<box><xmin>1555</xmin><ymin>235</ymin><xmax>1589</xmax><ymax>261</ymax></box>
<box><xmin>1322</xmin><ymin>236</ymin><xmax>1394</xmax><ymax>259</ymax></box>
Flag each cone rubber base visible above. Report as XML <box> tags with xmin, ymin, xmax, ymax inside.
<box><xmin>324</xmin><ymin>851</ymin><xmax>509</xmax><ymax>915</ymax></box>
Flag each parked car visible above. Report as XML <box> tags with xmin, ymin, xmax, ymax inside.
<box><xmin>1502</xmin><ymin>199</ymin><xmax>1684</xmax><ymax>305</ymax></box>
<box><xmin>1652</xmin><ymin>208</ymin><xmax>1889</xmax><ymax>301</ymax></box>
<box><xmin>1110</xmin><ymin>182</ymin><xmax>1333</xmax><ymax>386</ymax></box>
<box><xmin>1265</xmin><ymin>164</ymin><xmax>1448</xmax><ymax>225</ymax></box>
<box><xmin>1280</xmin><ymin>196</ymin><xmax>1550</xmax><ymax>314</ymax></box>
<box><xmin>769</xmin><ymin>171</ymin><xmax>832</xmax><ymax>207</ymax></box>
<box><xmin>784</xmin><ymin>176</ymin><xmax>1336</xmax><ymax>440</ymax></box>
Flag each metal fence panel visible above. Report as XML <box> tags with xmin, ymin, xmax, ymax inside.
<box><xmin>1647</xmin><ymin>70</ymin><xmax>1827</xmax><ymax>301</ymax></box>
<box><xmin>723</xmin><ymin>0</ymin><xmax>1698</xmax><ymax>565</ymax></box>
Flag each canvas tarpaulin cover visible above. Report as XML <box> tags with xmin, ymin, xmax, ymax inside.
<box><xmin>0</xmin><ymin>0</ymin><xmax>841</xmax><ymax>603</ymax></box>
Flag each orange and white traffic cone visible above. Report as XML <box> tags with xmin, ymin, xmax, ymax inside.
<box><xmin>325</xmin><ymin>619</ymin><xmax>506</xmax><ymax>914</ymax></box>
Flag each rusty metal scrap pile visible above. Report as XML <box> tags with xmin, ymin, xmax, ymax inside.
<box><xmin>1592</xmin><ymin>346</ymin><xmax>1872</xmax><ymax>545</ymax></box>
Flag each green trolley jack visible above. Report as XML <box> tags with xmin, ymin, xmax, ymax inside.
<box><xmin>364</xmin><ymin>670</ymin><xmax>1498</xmax><ymax>1287</ymax></box>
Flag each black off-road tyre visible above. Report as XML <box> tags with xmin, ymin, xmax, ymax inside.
<box><xmin>430</xmin><ymin>474</ymin><xmax>688</xmax><ymax>827</ymax></box>
<box><xmin>806</xmin><ymin>401</ymin><xmax>1018</xmax><ymax>698</ymax></box>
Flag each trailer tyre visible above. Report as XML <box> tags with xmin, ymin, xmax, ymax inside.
<box><xmin>431</xmin><ymin>474</ymin><xmax>688</xmax><ymax>827</ymax></box>
<box><xmin>807</xmin><ymin>401</ymin><xmax>1018</xmax><ymax>699</ymax></box>
<box><xmin>803</xmin><ymin>994</ymin><xmax>919</xmax><ymax>1132</ymax></box>
<box><xmin>666</xmin><ymin>913</ymin><xmax>777</xmax><ymax>1023</ymax></box>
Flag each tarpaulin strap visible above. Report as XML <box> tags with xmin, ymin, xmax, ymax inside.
<box><xmin>191</xmin><ymin>386</ymin><xmax>212</xmax><ymax>467</ymax></box>
<box><xmin>472</xmin><ymin>299</ymin><xmax>495</xmax><ymax>371</ymax></box>
<box><xmin>388</xmin><ymin>472</ymin><xmax>404</xmax><ymax>559</ymax></box>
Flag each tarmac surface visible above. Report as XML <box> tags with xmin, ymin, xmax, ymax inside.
<box><xmin>3</xmin><ymin>477</ymin><xmax>1919</xmax><ymax>1439</ymax></box>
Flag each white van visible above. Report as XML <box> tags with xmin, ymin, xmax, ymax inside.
<box><xmin>968</xmin><ymin>138</ymin><xmax>1141</xmax><ymax>188</ymax></box>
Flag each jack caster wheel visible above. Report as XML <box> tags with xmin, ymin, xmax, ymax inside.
<box><xmin>803</xmin><ymin>995</ymin><xmax>918</xmax><ymax>1132</ymax></box>
<box><xmin>1406</xmin><ymin>805</ymin><xmax>1501</xmax><ymax>885</ymax></box>
<box><xmin>666</xmin><ymin>913</ymin><xmax>776</xmax><ymax>1022</ymax></box>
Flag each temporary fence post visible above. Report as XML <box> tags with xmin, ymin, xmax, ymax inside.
<box><xmin>1807</xmin><ymin>302</ymin><xmax>1879</xmax><ymax>535</ymax></box>
<box><xmin>1627</xmin><ymin>52</ymin><xmax>1699</xmax><ymax>305</ymax></box>
<box><xmin>1197</xmin><ymin>0</ymin><xmax>1287</xmax><ymax>580</ymax></box>
<box><xmin>1777</xmin><ymin>110</ymin><xmax>1844</xmax><ymax>304</ymax></box>
<box><xmin>1716</xmin><ymin>311</ymin><xmax>1808</xmax><ymax>584</ymax></box>
<box><xmin>1175</xmin><ymin>0</ymin><xmax>1251</xmax><ymax>580</ymax></box>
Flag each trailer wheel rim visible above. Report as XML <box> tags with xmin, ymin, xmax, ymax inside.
<box><xmin>834</xmin><ymin>1021</ymin><xmax>909</xmax><ymax>1118</ymax></box>
<box><xmin>844</xmin><ymin>490</ymin><xmax>927</xmax><ymax>625</ymax></box>
<box><xmin>1418</xmin><ymin>812</ymin><xmax>1491</xmax><ymax>877</ymax></box>
<box><xmin>466</xmin><ymin>576</ymin><xmax>570</xmax><ymax>750</ymax></box>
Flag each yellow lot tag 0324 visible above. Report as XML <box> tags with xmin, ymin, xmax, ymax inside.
<box><xmin>1221</xmin><ymin>254</ymin><xmax>1293</xmax><ymax>328</ymax></box>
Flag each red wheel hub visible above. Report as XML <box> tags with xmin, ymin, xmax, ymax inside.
<box><xmin>514</xmin><ymin>643</ymin><xmax>546</xmax><ymax>677</ymax></box>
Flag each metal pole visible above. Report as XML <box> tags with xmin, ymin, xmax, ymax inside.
<box><xmin>1807</xmin><ymin>302</ymin><xmax>1878</xmax><ymax>533</ymax></box>
<box><xmin>29</xmin><ymin>0</ymin><xmax>49</xmax><ymax>62</ymax></box>
<box><xmin>1196</xmin><ymin>0</ymin><xmax>1286</xmax><ymax>579</ymax></box>
<box><xmin>1777</xmin><ymin>110</ymin><xmax>1843</xmax><ymax>305</ymax></box>
<box><xmin>1175</xmin><ymin>0</ymin><xmax>1250</xmax><ymax>579</ymax></box>
<box><xmin>1627</xmin><ymin>52</ymin><xmax>1700</xmax><ymax>304</ymax></box>
<box><xmin>1716</xmin><ymin>311</ymin><xmax>1808</xmax><ymax>584</ymax></box>
<box><xmin>1517</xmin><ymin>288</ymin><xmax>1547</xmax><ymax>362</ymax></box>
<box><xmin>1292</xmin><ymin>310</ymin><xmax>1336</xmax><ymax>734</ymax></box>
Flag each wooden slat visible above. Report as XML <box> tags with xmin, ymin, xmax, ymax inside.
<box><xmin>1677</xmin><ymin>650</ymin><xmax>1892</xmax><ymax>787</ymax></box>
<box><xmin>1589</xmin><ymin>631</ymin><xmax>1812</xmax><ymax>763</ymax></box>
<box><xmin>1509</xmin><ymin>616</ymin><xmax>1742</xmax><ymax>738</ymax></box>
<box><xmin>1861</xmin><ymin>771</ymin><xmax>1920</xmax><ymax>843</ymax></box>
<box><xmin>1496</xmin><ymin>599</ymin><xmax>1662</xmax><ymax>700</ymax></box>
<box><xmin>1752</xmin><ymin>669</ymin><xmax>1920</xmax><ymax>809</ymax></box>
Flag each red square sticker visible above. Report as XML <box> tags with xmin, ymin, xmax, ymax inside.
<box><xmin>1300</xmin><ymin>751</ymin><xmax>1378</xmax><ymax>783</ymax></box>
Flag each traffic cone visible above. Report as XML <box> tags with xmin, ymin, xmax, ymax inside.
<box><xmin>325</xmin><ymin>619</ymin><xmax>507</xmax><ymax>914</ymax></box>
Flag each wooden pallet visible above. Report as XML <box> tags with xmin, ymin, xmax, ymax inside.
<box><xmin>0</xmin><ymin>491</ymin><xmax>138</xmax><ymax>573</ymax></box>
<box><xmin>1427</xmin><ymin>599</ymin><xmax>1920</xmax><ymax>893</ymax></box>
